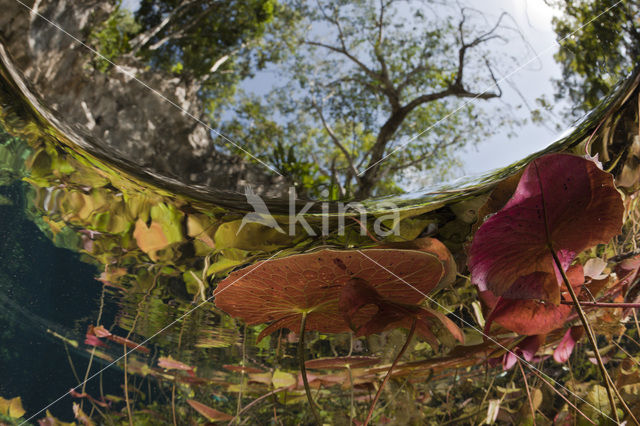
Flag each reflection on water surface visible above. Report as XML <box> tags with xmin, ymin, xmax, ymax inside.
<box><xmin>2</xmin><ymin>2</ymin><xmax>640</xmax><ymax>424</ymax></box>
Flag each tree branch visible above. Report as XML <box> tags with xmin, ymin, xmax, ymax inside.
<box><xmin>145</xmin><ymin>4</ymin><xmax>217</xmax><ymax>51</ymax></box>
<box><xmin>454</xmin><ymin>10</ymin><xmax>507</xmax><ymax>89</ymax></box>
<box><xmin>312</xmin><ymin>101</ymin><xmax>361</xmax><ymax>183</ymax></box>
<box><xmin>389</xmin><ymin>135</ymin><xmax>460</xmax><ymax>171</ymax></box>
<box><xmin>305</xmin><ymin>41</ymin><xmax>380</xmax><ymax>82</ymax></box>
<box><xmin>128</xmin><ymin>0</ymin><xmax>196</xmax><ymax>54</ymax></box>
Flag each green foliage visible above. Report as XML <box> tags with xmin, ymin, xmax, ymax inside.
<box><xmin>0</xmin><ymin>127</ymin><xmax>30</xmax><ymax>186</ymax></box>
<box><xmin>89</xmin><ymin>5</ymin><xmax>140</xmax><ymax>72</ymax></box>
<box><xmin>224</xmin><ymin>0</ymin><xmax>520</xmax><ymax>198</ymax></box>
<box><xmin>134</xmin><ymin>0</ymin><xmax>276</xmax><ymax>78</ymax></box>
<box><xmin>89</xmin><ymin>0</ymin><xmax>296</xmax><ymax>116</ymax></box>
<box><xmin>551</xmin><ymin>0</ymin><xmax>640</xmax><ymax>114</ymax></box>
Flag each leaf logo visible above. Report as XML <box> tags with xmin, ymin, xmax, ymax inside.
<box><xmin>238</xmin><ymin>186</ymin><xmax>285</xmax><ymax>234</ymax></box>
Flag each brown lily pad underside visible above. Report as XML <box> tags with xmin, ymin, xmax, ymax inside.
<box><xmin>214</xmin><ymin>246</ymin><xmax>448</xmax><ymax>340</ymax></box>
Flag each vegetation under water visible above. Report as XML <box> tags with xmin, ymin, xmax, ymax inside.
<box><xmin>3</xmin><ymin>9</ymin><xmax>640</xmax><ymax>426</ymax></box>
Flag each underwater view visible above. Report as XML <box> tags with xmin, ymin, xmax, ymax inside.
<box><xmin>2</xmin><ymin>0</ymin><xmax>640</xmax><ymax>425</ymax></box>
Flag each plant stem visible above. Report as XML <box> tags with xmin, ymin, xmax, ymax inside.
<box><xmin>550</xmin><ymin>250</ymin><xmax>624</xmax><ymax>424</ymax></box>
<box><xmin>528</xmin><ymin>369</ymin><xmax>595</xmax><ymax>425</ymax></box>
<box><xmin>299</xmin><ymin>313</ymin><xmax>322</xmax><ymax>425</ymax></box>
<box><xmin>348</xmin><ymin>366</ymin><xmax>355</xmax><ymax>425</ymax></box>
<box><xmin>348</xmin><ymin>332</ymin><xmax>355</xmax><ymax>424</ymax></box>
<box><xmin>517</xmin><ymin>360</ymin><xmax>536</xmax><ymax>426</ymax></box>
<box><xmin>559</xmin><ymin>300</ymin><xmax>640</xmax><ymax>308</ymax></box>
<box><xmin>230</xmin><ymin>386</ymin><xmax>290</xmax><ymax>423</ymax></box>
<box><xmin>123</xmin><ymin>346</ymin><xmax>134</xmax><ymax>426</ymax></box>
<box><xmin>364</xmin><ymin>319</ymin><xmax>416</xmax><ymax>426</ymax></box>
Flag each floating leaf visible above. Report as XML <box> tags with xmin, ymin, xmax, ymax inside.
<box><xmin>305</xmin><ymin>356</ymin><xmax>380</xmax><ymax>370</ymax></box>
<box><xmin>214</xmin><ymin>245</ymin><xmax>450</xmax><ymax>341</ymax></box>
<box><xmin>132</xmin><ymin>203</ymin><xmax>183</xmax><ymax>260</ymax></box>
<box><xmin>0</xmin><ymin>395</ymin><xmax>25</xmax><ymax>418</ymax></box>
<box><xmin>214</xmin><ymin>220</ymin><xmax>293</xmax><ymax>252</ymax></box>
<box><xmin>186</xmin><ymin>399</ymin><xmax>233</xmax><ymax>422</ymax></box>
<box><xmin>485</xmin><ymin>265</ymin><xmax>584</xmax><ymax>336</ymax></box>
<box><xmin>469</xmin><ymin>153</ymin><xmax>623</xmax><ymax>304</ymax></box>
<box><xmin>553</xmin><ymin>326</ymin><xmax>585</xmax><ymax>363</ymax></box>
<box><xmin>187</xmin><ymin>214</ymin><xmax>215</xmax><ymax>248</ymax></box>
<box><xmin>223</xmin><ymin>365</ymin><xmax>265</xmax><ymax>374</ymax></box>
<box><xmin>133</xmin><ymin>219</ymin><xmax>169</xmax><ymax>257</ymax></box>
<box><xmin>472</xmin><ymin>171</ymin><xmax>523</xmax><ymax>235</ymax></box>
<box><xmin>158</xmin><ymin>356</ymin><xmax>195</xmax><ymax>373</ymax></box>
<box><xmin>206</xmin><ymin>256</ymin><xmax>247</xmax><ymax>277</ymax></box>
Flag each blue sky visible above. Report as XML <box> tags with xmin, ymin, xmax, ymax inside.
<box><xmin>122</xmin><ymin>1</ymin><xmax>576</xmax><ymax>187</ymax></box>
<box><xmin>456</xmin><ymin>0</ymin><xmax>567</xmax><ymax>176</ymax></box>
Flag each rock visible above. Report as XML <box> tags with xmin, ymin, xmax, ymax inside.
<box><xmin>0</xmin><ymin>0</ymin><xmax>286</xmax><ymax>197</ymax></box>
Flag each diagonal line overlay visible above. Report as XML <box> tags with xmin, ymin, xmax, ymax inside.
<box><xmin>356</xmin><ymin>250</ymin><xmax>616</xmax><ymax>423</ymax></box>
<box><xmin>358</xmin><ymin>0</ymin><xmax>624</xmax><ymax>177</ymax></box>
<box><xmin>11</xmin><ymin>0</ymin><xmax>282</xmax><ymax>177</ymax></box>
<box><xmin>19</xmin><ymin>251</ymin><xmax>283</xmax><ymax>425</ymax></box>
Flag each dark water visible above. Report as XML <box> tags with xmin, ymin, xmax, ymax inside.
<box><xmin>0</xmin><ymin>181</ymin><xmax>123</xmax><ymax>421</ymax></box>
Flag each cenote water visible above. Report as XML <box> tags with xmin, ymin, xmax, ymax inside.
<box><xmin>2</xmin><ymin>6</ymin><xmax>640</xmax><ymax>422</ymax></box>
<box><xmin>0</xmin><ymin>179</ymin><xmax>122</xmax><ymax>419</ymax></box>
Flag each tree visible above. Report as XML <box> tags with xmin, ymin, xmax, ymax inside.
<box><xmin>0</xmin><ymin>0</ymin><xmax>293</xmax><ymax>194</ymax></box>
<box><xmin>550</xmin><ymin>0</ymin><xmax>640</xmax><ymax>116</ymax></box>
<box><xmin>92</xmin><ymin>0</ymin><xmax>292</xmax><ymax>118</ymax></box>
<box><xmin>224</xmin><ymin>0</ymin><xmax>526</xmax><ymax>199</ymax></box>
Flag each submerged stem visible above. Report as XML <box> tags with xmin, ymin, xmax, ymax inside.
<box><xmin>299</xmin><ymin>313</ymin><xmax>322</xmax><ymax>425</ymax></box>
<box><xmin>364</xmin><ymin>319</ymin><xmax>417</xmax><ymax>426</ymax></box>
<box><xmin>123</xmin><ymin>346</ymin><xmax>133</xmax><ymax>426</ymax></box>
<box><xmin>559</xmin><ymin>300</ymin><xmax>640</xmax><ymax>308</ymax></box>
<box><xmin>550</xmin><ymin>250</ymin><xmax>637</xmax><ymax>424</ymax></box>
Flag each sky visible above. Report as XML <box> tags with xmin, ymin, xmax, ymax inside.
<box><xmin>121</xmin><ymin>0</ymin><xmax>581</xmax><ymax>189</ymax></box>
<box><xmin>456</xmin><ymin>0</ymin><xmax>568</xmax><ymax>176</ymax></box>
<box><xmin>240</xmin><ymin>0</ymin><xmax>570</xmax><ymax>184</ymax></box>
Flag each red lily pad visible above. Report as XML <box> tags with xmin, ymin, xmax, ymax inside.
<box><xmin>339</xmin><ymin>277</ymin><xmax>463</xmax><ymax>344</ymax></box>
<box><xmin>485</xmin><ymin>265</ymin><xmax>584</xmax><ymax>336</ymax></box>
<box><xmin>223</xmin><ymin>365</ymin><xmax>265</xmax><ymax>374</ymax></box>
<box><xmin>554</xmin><ymin>326</ymin><xmax>584</xmax><ymax>363</ymax></box>
<box><xmin>305</xmin><ymin>356</ymin><xmax>380</xmax><ymax>370</ymax></box>
<box><xmin>214</xmin><ymin>244</ymin><xmax>450</xmax><ymax>341</ymax></box>
<box><xmin>186</xmin><ymin>399</ymin><xmax>233</xmax><ymax>422</ymax></box>
<box><xmin>468</xmin><ymin>153</ymin><xmax>623</xmax><ymax>304</ymax></box>
<box><xmin>158</xmin><ymin>356</ymin><xmax>194</xmax><ymax>373</ymax></box>
<box><xmin>379</xmin><ymin>237</ymin><xmax>457</xmax><ymax>289</ymax></box>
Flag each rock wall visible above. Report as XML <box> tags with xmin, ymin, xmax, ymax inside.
<box><xmin>0</xmin><ymin>0</ymin><xmax>285</xmax><ymax>196</ymax></box>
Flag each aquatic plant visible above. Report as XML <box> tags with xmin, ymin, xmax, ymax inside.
<box><xmin>214</xmin><ymin>242</ymin><xmax>461</xmax><ymax>424</ymax></box>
